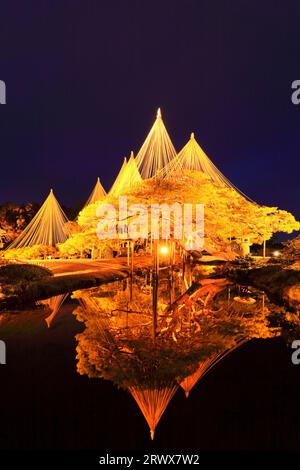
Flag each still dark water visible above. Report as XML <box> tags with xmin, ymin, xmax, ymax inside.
<box><xmin>0</xmin><ymin>297</ymin><xmax>300</xmax><ymax>451</ymax></box>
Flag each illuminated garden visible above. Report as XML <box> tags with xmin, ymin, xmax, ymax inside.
<box><xmin>1</xmin><ymin>108</ymin><xmax>300</xmax><ymax>445</ymax></box>
<box><xmin>3</xmin><ymin>0</ymin><xmax>300</xmax><ymax>462</ymax></box>
<box><xmin>1</xmin><ymin>108</ymin><xmax>299</xmax><ymax>260</ymax></box>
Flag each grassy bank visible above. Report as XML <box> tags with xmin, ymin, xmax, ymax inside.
<box><xmin>0</xmin><ymin>263</ymin><xmax>129</xmax><ymax>311</ymax></box>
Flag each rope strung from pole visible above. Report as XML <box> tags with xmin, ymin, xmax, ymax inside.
<box><xmin>159</xmin><ymin>132</ymin><xmax>253</xmax><ymax>201</ymax></box>
<box><xmin>109</xmin><ymin>152</ymin><xmax>142</xmax><ymax>197</ymax></box>
<box><xmin>42</xmin><ymin>293</ymin><xmax>69</xmax><ymax>328</ymax></box>
<box><xmin>84</xmin><ymin>177</ymin><xmax>106</xmax><ymax>207</ymax></box>
<box><xmin>129</xmin><ymin>383</ymin><xmax>178</xmax><ymax>440</ymax></box>
<box><xmin>179</xmin><ymin>337</ymin><xmax>248</xmax><ymax>397</ymax></box>
<box><xmin>8</xmin><ymin>189</ymin><xmax>69</xmax><ymax>248</ymax></box>
<box><xmin>135</xmin><ymin>108</ymin><xmax>177</xmax><ymax>179</ymax></box>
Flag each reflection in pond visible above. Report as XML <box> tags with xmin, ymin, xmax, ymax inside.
<box><xmin>71</xmin><ymin>271</ymin><xmax>282</xmax><ymax>439</ymax></box>
<box><xmin>179</xmin><ymin>337</ymin><xmax>246</xmax><ymax>398</ymax></box>
<box><xmin>39</xmin><ymin>293</ymin><xmax>69</xmax><ymax>328</ymax></box>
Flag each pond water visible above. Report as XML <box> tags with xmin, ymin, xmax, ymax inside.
<box><xmin>0</xmin><ymin>273</ymin><xmax>300</xmax><ymax>451</ymax></box>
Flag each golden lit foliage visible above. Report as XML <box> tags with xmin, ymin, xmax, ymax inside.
<box><xmin>111</xmin><ymin>171</ymin><xmax>300</xmax><ymax>249</ymax></box>
<box><xmin>72</xmin><ymin>170</ymin><xmax>300</xmax><ymax>257</ymax></box>
<box><xmin>0</xmin><ymin>202</ymin><xmax>40</xmax><ymax>243</ymax></box>
<box><xmin>159</xmin><ymin>132</ymin><xmax>249</xmax><ymax>201</ymax></box>
<box><xmin>73</xmin><ymin>279</ymin><xmax>279</xmax><ymax>388</ymax></box>
<box><xmin>57</xmin><ymin>228</ymin><xmax>114</xmax><ymax>258</ymax></box>
<box><xmin>284</xmin><ymin>234</ymin><xmax>300</xmax><ymax>258</ymax></box>
<box><xmin>1</xmin><ymin>244</ymin><xmax>59</xmax><ymax>260</ymax></box>
<box><xmin>72</xmin><ymin>277</ymin><xmax>282</xmax><ymax>438</ymax></box>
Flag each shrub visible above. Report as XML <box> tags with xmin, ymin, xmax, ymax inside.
<box><xmin>1</xmin><ymin>245</ymin><xmax>59</xmax><ymax>260</ymax></box>
<box><xmin>0</xmin><ymin>264</ymin><xmax>52</xmax><ymax>284</ymax></box>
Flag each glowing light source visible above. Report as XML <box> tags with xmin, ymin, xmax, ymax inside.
<box><xmin>160</xmin><ymin>245</ymin><xmax>169</xmax><ymax>255</ymax></box>
<box><xmin>273</xmin><ymin>250</ymin><xmax>280</xmax><ymax>257</ymax></box>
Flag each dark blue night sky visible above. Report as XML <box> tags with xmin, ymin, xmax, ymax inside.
<box><xmin>1</xmin><ymin>0</ymin><xmax>300</xmax><ymax>220</ymax></box>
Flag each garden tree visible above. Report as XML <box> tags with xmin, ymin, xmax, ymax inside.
<box><xmin>73</xmin><ymin>283</ymin><xmax>161</xmax><ymax>330</ymax></box>
<box><xmin>236</xmin><ymin>205</ymin><xmax>300</xmax><ymax>245</ymax></box>
<box><xmin>75</xmin><ymin>170</ymin><xmax>300</xmax><ymax>258</ymax></box>
<box><xmin>283</xmin><ymin>234</ymin><xmax>300</xmax><ymax>258</ymax></box>
<box><xmin>0</xmin><ymin>201</ymin><xmax>39</xmax><ymax>243</ymax></box>
<box><xmin>0</xmin><ymin>244</ymin><xmax>59</xmax><ymax>260</ymax></box>
<box><xmin>57</xmin><ymin>227</ymin><xmax>114</xmax><ymax>258</ymax></box>
<box><xmin>64</xmin><ymin>220</ymin><xmax>81</xmax><ymax>235</ymax></box>
<box><xmin>73</xmin><ymin>279</ymin><xmax>280</xmax><ymax>385</ymax></box>
<box><xmin>77</xmin><ymin>200</ymin><xmax>102</xmax><ymax>228</ymax></box>
<box><xmin>72</xmin><ymin>279</ymin><xmax>280</xmax><ymax>438</ymax></box>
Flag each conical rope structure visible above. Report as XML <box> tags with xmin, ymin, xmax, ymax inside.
<box><xmin>179</xmin><ymin>337</ymin><xmax>248</xmax><ymax>397</ymax></box>
<box><xmin>135</xmin><ymin>108</ymin><xmax>177</xmax><ymax>179</ymax></box>
<box><xmin>77</xmin><ymin>296</ymin><xmax>179</xmax><ymax>441</ymax></box>
<box><xmin>8</xmin><ymin>189</ymin><xmax>69</xmax><ymax>249</ymax></box>
<box><xmin>128</xmin><ymin>383</ymin><xmax>179</xmax><ymax>440</ymax></box>
<box><xmin>159</xmin><ymin>132</ymin><xmax>253</xmax><ymax>201</ymax></box>
<box><xmin>42</xmin><ymin>293</ymin><xmax>69</xmax><ymax>328</ymax></box>
<box><xmin>109</xmin><ymin>152</ymin><xmax>142</xmax><ymax>198</ymax></box>
<box><xmin>84</xmin><ymin>177</ymin><xmax>106</xmax><ymax>207</ymax></box>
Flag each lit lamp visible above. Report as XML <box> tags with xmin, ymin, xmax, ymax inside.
<box><xmin>273</xmin><ymin>250</ymin><xmax>280</xmax><ymax>257</ymax></box>
<box><xmin>160</xmin><ymin>245</ymin><xmax>169</xmax><ymax>255</ymax></box>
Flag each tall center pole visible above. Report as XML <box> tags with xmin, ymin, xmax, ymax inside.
<box><xmin>49</xmin><ymin>191</ymin><xmax>53</xmax><ymax>247</ymax></box>
<box><xmin>130</xmin><ymin>240</ymin><xmax>134</xmax><ymax>301</ymax></box>
<box><xmin>152</xmin><ymin>240</ymin><xmax>159</xmax><ymax>340</ymax></box>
